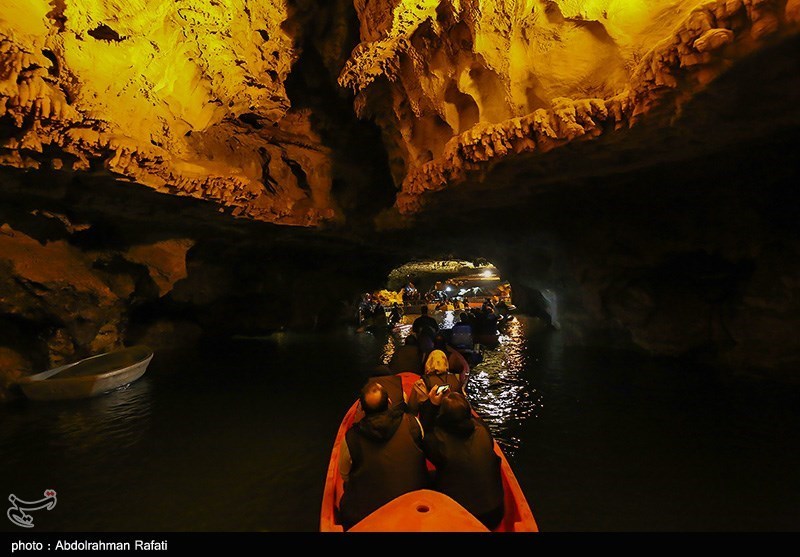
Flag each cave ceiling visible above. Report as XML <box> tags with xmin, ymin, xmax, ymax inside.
<box><xmin>0</xmin><ymin>0</ymin><xmax>798</xmax><ymax>250</ymax></box>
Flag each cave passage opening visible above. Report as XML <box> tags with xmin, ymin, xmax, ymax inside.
<box><xmin>384</xmin><ymin>258</ymin><xmax>512</xmax><ymax>310</ymax></box>
<box><xmin>354</xmin><ymin>257</ymin><xmax>561</xmax><ymax>334</ymax></box>
<box><xmin>353</xmin><ymin>258</ymin><xmax>512</xmax><ymax>330</ymax></box>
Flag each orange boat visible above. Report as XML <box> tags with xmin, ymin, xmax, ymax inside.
<box><xmin>319</xmin><ymin>371</ymin><xmax>538</xmax><ymax>532</ymax></box>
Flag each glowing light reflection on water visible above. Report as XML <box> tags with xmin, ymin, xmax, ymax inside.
<box><xmin>4</xmin><ymin>323</ymin><xmax>799</xmax><ymax>531</ymax></box>
<box><xmin>379</xmin><ymin>334</ymin><xmax>395</xmax><ymax>365</ymax></box>
<box><xmin>53</xmin><ymin>379</ymin><xmax>153</xmax><ymax>453</ymax></box>
<box><xmin>465</xmin><ymin>318</ymin><xmax>543</xmax><ymax>456</ymax></box>
<box><xmin>438</xmin><ymin>310</ymin><xmax>455</xmax><ymax>330</ymax></box>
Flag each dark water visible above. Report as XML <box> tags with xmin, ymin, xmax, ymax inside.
<box><xmin>2</xmin><ymin>316</ymin><xmax>799</xmax><ymax>532</ymax></box>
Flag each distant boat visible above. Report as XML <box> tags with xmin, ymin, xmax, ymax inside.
<box><xmin>16</xmin><ymin>345</ymin><xmax>153</xmax><ymax>401</ymax></box>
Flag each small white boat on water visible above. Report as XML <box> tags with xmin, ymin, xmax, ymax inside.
<box><xmin>16</xmin><ymin>345</ymin><xmax>153</xmax><ymax>401</ymax></box>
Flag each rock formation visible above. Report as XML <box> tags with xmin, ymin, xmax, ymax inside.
<box><xmin>0</xmin><ymin>0</ymin><xmax>336</xmax><ymax>225</ymax></box>
<box><xmin>0</xmin><ymin>220</ymin><xmax>192</xmax><ymax>370</ymax></box>
<box><xmin>0</xmin><ymin>1</ymin><xmax>798</xmax><ymax>394</ymax></box>
<box><xmin>2</xmin><ymin>1</ymin><xmax>797</xmax><ymax>219</ymax></box>
<box><xmin>340</xmin><ymin>0</ymin><xmax>800</xmax><ymax>213</ymax></box>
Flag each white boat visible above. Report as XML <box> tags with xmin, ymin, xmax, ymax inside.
<box><xmin>16</xmin><ymin>345</ymin><xmax>153</xmax><ymax>401</ymax></box>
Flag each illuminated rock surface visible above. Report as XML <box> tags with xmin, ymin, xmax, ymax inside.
<box><xmin>0</xmin><ymin>0</ymin><xmax>336</xmax><ymax>225</ymax></box>
<box><xmin>0</xmin><ymin>1</ymin><xmax>798</xmax><ymax>392</ymax></box>
<box><xmin>0</xmin><ymin>222</ymin><xmax>196</xmax><ymax>369</ymax></box>
<box><xmin>1</xmin><ymin>0</ymin><xmax>796</xmax><ymax>219</ymax></box>
<box><xmin>340</xmin><ymin>0</ymin><xmax>798</xmax><ymax>213</ymax></box>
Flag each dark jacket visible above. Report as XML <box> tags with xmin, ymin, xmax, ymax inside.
<box><xmin>450</xmin><ymin>323</ymin><xmax>474</xmax><ymax>348</ymax></box>
<box><xmin>412</xmin><ymin>314</ymin><xmax>438</xmax><ymax>336</ymax></box>
<box><xmin>421</xmin><ymin>413</ymin><xmax>504</xmax><ymax>529</ymax></box>
<box><xmin>407</xmin><ymin>372</ymin><xmax>464</xmax><ymax>416</ymax></box>
<box><xmin>339</xmin><ymin>408</ymin><xmax>428</xmax><ymax>529</ymax></box>
<box><xmin>422</xmin><ymin>372</ymin><xmax>463</xmax><ymax>395</ymax></box>
<box><xmin>388</xmin><ymin>344</ymin><xmax>423</xmax><ymax>375</ymax></box>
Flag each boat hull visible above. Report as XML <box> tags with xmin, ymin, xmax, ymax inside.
<box><xmin>17</xmin><ymin>348</ymin><xmax>153</xmax><ymax>401</ymax></box>
<box><xmin>319</xmin><ymin>372</ymin><xmax>538</xmax><ymax>532</ymax></box>
<box><xmin>349</xmin><ymin>490</ymin><xmax>490</xmax><ymax>532</ymax></box>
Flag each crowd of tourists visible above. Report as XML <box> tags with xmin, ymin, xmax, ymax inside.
<box><xmin>337</xmin><ymin>302</ymin><xmax>506</xmax><ymax>530</ymax></box>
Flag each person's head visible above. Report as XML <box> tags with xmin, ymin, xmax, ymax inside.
<box><xmin>459</xmin><ymin>312</ymin><xmax>469</xmax><ymax>323</ymax></box>
<box><xmin>437</xmin><ymin>392</ymin><xmax>474</xmax><ymax>433</ymax></box>
<box><xmin>433</xmin><ymin>333</ymin><xmax>447</xmax><ymax>351</ymax></box>
<box><xmin>420</xmin><ymin>305</ymin><xmax>429</xmax><ymax>315</ymax></box>
<box><xmin>404</xmin><ymin>334</ymin><xmax>419</xmax><ymax>346</ymax></box>
<box><xmin>425</xmin><ymin>349</ymin><xmax>449</xmax><ymax>375</ymax></box>
<box><xmin>360</xmin><ymin>382</ymin><xmax>389</xmax><ymax>415</ymax></box>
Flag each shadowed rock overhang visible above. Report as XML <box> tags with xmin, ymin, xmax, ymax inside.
<box><xmin>1</xmin><ymin>0</ymin><xmax>797</xmax><ymax>226</ymax></box>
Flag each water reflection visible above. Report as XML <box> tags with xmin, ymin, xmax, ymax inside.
<box><xmin>52</xmin><ymin>378</ymin><xmax>153</xmax><ymax>454</ymax></box>
<box><xmin>437</xmin><ymin>310</ymin><xmax>455</xmax><ymax>330</ymax></box>
<box><xmin>4</xmin><ymin>323</ymin><xmax>797</xmax><ymax>531</ymax></box>
<box><xmin>0</xmin><ymin>377</ymin><xmax>153</xmax><ymax>455</ymax></box>
<box><xmin>380</xmin><ymin>333</ymin><xmax>396</xmax><ymax>365</ymax></box>
<box><xmin>377</xmin><ymin>314</ymin><xmax>544</xmax><ymax>456</ymax></box>
<box><xmin>465</xmin><ymin>318</ymin><xmax>543</xmax><ymax>456</ymax></box>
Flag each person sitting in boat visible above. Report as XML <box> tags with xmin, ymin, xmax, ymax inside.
<box><xmin>370</xmin><ymin>303</ymin><xmax>388</xmax><ymax>330</ymax></box>
<box><xmin>473</xmin><ymin>306</ymin><xmax>499</xmax><ymax>346</ymax></box>
<box><xmin>495</xmin><ymin>299</ymin><xmax>510</xmax><ymax>323</ymax></box>
<box><xmin>360</xmin><ymin>372</ymin><xmax>408</xmax><ymax>413</ymax></box>
<box><xmin>416</xmin><ymin>328</ymin><xmax>436</xmax><ymax>366</ymax></box>
<box><xmin>403</xmin><ymin>280</ymin><xmax>417</xmax><ymax>304</ymax></box>
<box><xmin>407</xmin><ymin>349</ymin><xmax>464</xmax><ymax>416</ymax></box>
<box><xmin>338</xmin><ymin>382</ymin><xmax>429</xmax><ymax>530</ymax></box>
<box><xmin>358</xmin><ymin>293</ymin><xmax>373</xmax><ymax>326</ymax></box>
<box><xmin>433</xmin><ymin>333</ymin><xmax>469</xmax><ymax>383</ymax></box>
<box><xmin>450</xmin><ymin>312</ymin><xmax>474</xmax><ymax>349</ymax></box>
<box><xmin>469</xmin><ymin>307</ymin><xmax>482</xmax><ymax>322</ymax></box>
<box><xmin>420</xmin><ymin>390</ymin><xmax>505</xmax><ymax>530</ymax></box>
<box><xmin>388</xmin><ymin>334</ymin><xmax>423</xmax><ymax>375</ymax></box>
<box><xmin>412</xmin><ymin>305</ymin><xmax>438</xmax><ymax>338</ymax></box>
<box><xmin>351</xmin><ymin>367</ymin><xmax>409</xmax><ymax>421</ymax></box>
<box><xmin>388</xmin><ymin>302</ymin><xmax>403</xmax><ymax>327</ymax></box>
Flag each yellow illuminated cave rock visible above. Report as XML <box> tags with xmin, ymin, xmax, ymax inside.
<box><xmin>0</xmin><ymin>0</ymin><xmax>335</xmax><ymax>225</ymax></box>
<box><xmin>0</xmin><ymin>1</ymin><xmax>797</xmax><ymax>222</ymax></box>
<box><xmin>340</xmin><ymin>0</ymin><xmax>800</xmax><ymax>214</ymax></box>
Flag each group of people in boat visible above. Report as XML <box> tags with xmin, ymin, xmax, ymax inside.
<box><xmin>359</xmin><ymin>288</ymin><xmax>511</xmax><ymax>338</ymax></box>
<box><xmin>451</xmin><ymin>304</ymin><xmax>509</xmax><ymax>346</ymax></box>
<box><xmin>358</xmin><ymin>294</ymin><xmax>407</xmax><ymax>331</ymax></box>
<box><xmin>337</xmin><ymin>313</ymin><xmax>505</xmax><ymax>530</ymax></box>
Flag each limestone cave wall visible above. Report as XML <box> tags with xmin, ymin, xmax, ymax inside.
<box><xmin>1</xmin><ymin>1</ymin><xmax>799</xmax><ymax>396</ymax></box>
<box><xmin>341</xmin><ymin>0</ymin><xmax>800</xmax><ymax>213</ymax></box>
<box><xmin>0</xmin><ymin>0</ymin><xmax>346</xmax><ymax>225</ymax></box>
<box><xmin>403</xmin><ymin>128</ymin><xmax>799</xmax><ymax>379</ymax></box>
